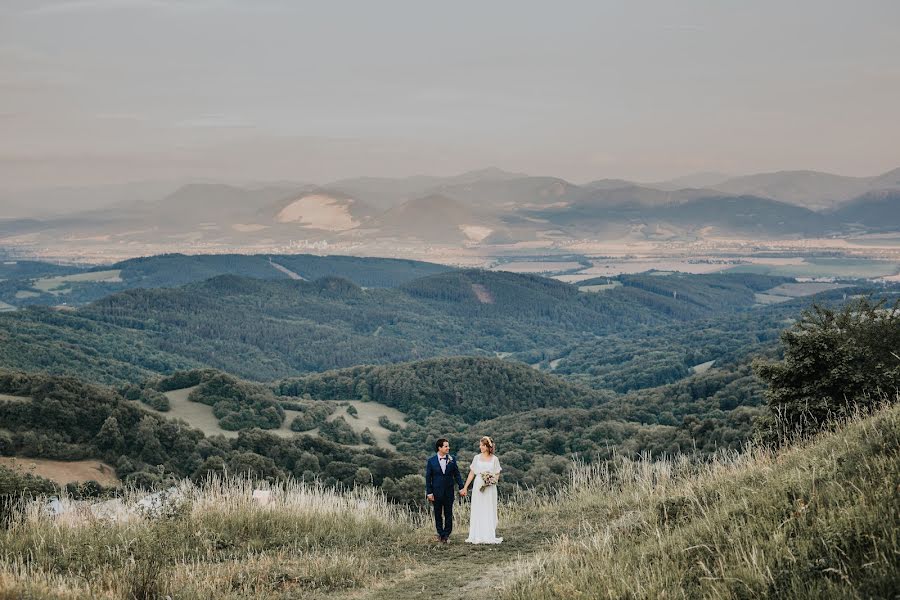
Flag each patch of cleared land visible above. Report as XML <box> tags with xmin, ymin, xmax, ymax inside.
<box><xmin>754</xmin><ymin>293</ymin><xmax>792</xmax><ymax>305</ymax></box>
<box><xmin>32</xmin><ymin>269</ymin><xmax>122</xmax><ymax>294</ymax></box>
<box><xmin>139</xmin><ymin>387</ymin><xmax>301</xmax><ymax>440</ymax></box>
<box><xmin>14</xmin><ymin>290</ymin><xmax>40</xmax><ymax>299</ymax></box>
<box><xmin>0</xmin><ymin>300</ymin><xmax>16</xmax><ymax>312</ymax></box>
<box><xmin>0</xmin><ymin>457</ymin><xmax>120</xmax><ymax>486</ymax></box>
<box><xmin>754</xmin><ymin>282</ymin><xmax>854</xmax><ymax>306</ymax></box>
<box><xmin>0</xmin><ymin>393</ymin><xmax>30</xmax><ymax>402</ymax></box>
<box><xmin>143</xmin><ymin>388</ymin><xmax>407</xmax><ymax>450</ymax></box>
<box><xmin>579</xmin><ymin>281</ymin><xmax>623</xmax><ymax>293</ymax></box>
<box><xmin>764</xmin><ymin>282</ymin><xmax>854</xmax><ymax>297</ymax></box>
<box><xmin>690</xmin><ymin>360</ymin><xmax>716</xmax><ymax>374</ymax></box>
<box><xmin>275</xmin><ymin>194</ymin><xmax>359</xmax><ymax>231</ymax></box>
<box><xmin>331</xmin><ymin>401</ymin><xmax>408</xmax><ymax>451</ymax></box>
<box><xmin>471</xmin><ymin>283</ymin><xmax>495</xmax><ymax>304</ymax></box>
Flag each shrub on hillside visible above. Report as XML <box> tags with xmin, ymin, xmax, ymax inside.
<box><xmin>188</xmin><ymin>373</ymin><xmax>284</xmax><ymax>430</ymax></box>
<box><xmin>319</xmin><ymin>417</ymin><xmax>361</xmax><ymax>445</ymax></box>
<box><xmin>754</xmin><ymin>296</ymin><xmax>900</xmax><ymax>439</ymax></box>
<box><xmin>289</xmin><ymin>403</ymin><xmax>334</xmax><ymax>432</ymax></box>
<box><xmin>140</xmin><ymin>389</ymin><xmax>170</xmax><ymax>411</ymax></box>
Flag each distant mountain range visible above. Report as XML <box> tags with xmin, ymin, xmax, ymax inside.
<box><xmin>1</xmin><ymin>166</ymin><xmax>898</xmax><ymax>249</ymax></box>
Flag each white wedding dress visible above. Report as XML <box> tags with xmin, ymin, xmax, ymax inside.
<box><xmin>465</xmin><ymin>454</ymin><xmax>503</xmax><ymax>544</ymax></box>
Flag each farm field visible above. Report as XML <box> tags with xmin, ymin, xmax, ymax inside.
<box><xmin>726</xmin><ymin>258</ymin><xmax>899</xmax><ymax>279</ymax></box>
<box><xmin>0</xmin><ymin>457</ymin><xmax>120</xmax><ymax>486</ymax></box>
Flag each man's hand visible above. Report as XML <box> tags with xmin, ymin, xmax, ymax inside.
<box><xmin>427</xmin><ymin>494</ymin><xmax>435</xmax><ymax>503</ymax></box>
<box><xmin>459</xmin><ymin>489</ymin><xmax>467</xmax><ymax>497</ymax></box>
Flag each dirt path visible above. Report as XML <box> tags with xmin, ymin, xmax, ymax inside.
<box><xmin>268</xmin><ymin>259</ymin><xmax>307</xmax><ymax>280</ymax></box>
<box><xmin>343</xmin><ymin>520</ymin><xmax>550</xmax><ymax>599</ymax></box>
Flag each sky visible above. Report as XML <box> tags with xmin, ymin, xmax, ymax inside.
<box><xmin>2</xmin><ymin>0</ymin><xmax>899</xmax><ymax>192</ymax></box>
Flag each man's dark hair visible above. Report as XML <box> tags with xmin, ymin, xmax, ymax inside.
<box><xmin>435</xmin><ymin>438</ymin><xmax>449</xmax><ymax>452</ymax></box>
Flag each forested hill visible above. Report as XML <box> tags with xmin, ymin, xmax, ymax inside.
<box><xmin>0</xmin><ymin>252</ymin><xmax>452</xmax><ymax>309</ymax></box>
<box><xmin>0</xmin><ymin>270</ymin><xmax>795</xmax><ymax>384</ymax></box>
<box><xmin>275</xmin><ymin>356</ymin><xmax>601</xmax><ymax>423</ymax></box>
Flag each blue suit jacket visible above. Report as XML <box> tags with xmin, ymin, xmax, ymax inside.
<box><xmin>425</xmin><ymin>454</ymin><xmax>464</xmax><ymax>498</ymax></box>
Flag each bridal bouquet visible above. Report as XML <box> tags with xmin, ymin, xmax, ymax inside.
<box><xmin>479</xmin><ymin>472</ymin><xmax>499</xmax><ymax>492</ymax></box>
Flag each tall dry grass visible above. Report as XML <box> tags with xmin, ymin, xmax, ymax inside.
<box><xmin>0</xmin><ymin>476</ymin><xmax>421</xmax><ymax>599</ymax></box>
<box><xmin>498</xmin><ymin>403</ymin><xmax>900</xmax><ymax>599</ymax></box>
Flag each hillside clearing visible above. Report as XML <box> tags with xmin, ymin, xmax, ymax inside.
<box><xmin>141</xmin><ymin>388</ymin><xmax>407</xmax><ymax>449</ymax></box>
<box><xmin>0</xmin><ymin>457</ymin><xmax>119</xmax><ymax>486</ymax></box>
<box><xmin>578</xmin><ymin>281</ymin><xmax>622</xmax><ymax>292</ymax></box>
<box><xmin>32</xmin><ymin>269</ymin><xmax>123</xmax><ymax>294</ymax></box>
<box><xmin>0</xmin><ymin>393</ymin><xmax>30</xmax><ymax>402</ymax></box>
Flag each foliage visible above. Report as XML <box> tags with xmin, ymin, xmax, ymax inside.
<box><xmin>187</xmin><ymin>372</ymin><xmax>285</xmax><ymax>430</ymax></box>
<box><xmin>277</xmin><ymin>356</ymin><xmax>599</xmax><ymax>423</ymax></box>
<box><xmin>318</xmin><ymin>417</ymin><xmax>362</xmax><ymax>445</ymax></box>
<box><xmin>289</xmin><ymin>403</ymin><xmax>334</xmax><ymax>432</ymax></box>
<box><xmin>755</xmin><ymin>297</ymin><xmax>900</xmax><ymax>438</ymax></box>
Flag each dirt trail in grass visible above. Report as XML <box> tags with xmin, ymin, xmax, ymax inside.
<box><xmin>343</xmin><ymin>519</ymin><xmax>551</xmax><ymax>600</ymax></box>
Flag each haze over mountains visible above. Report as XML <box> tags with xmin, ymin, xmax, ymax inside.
<box><xmin>2</xmin><ymin>166</ymin><xmax>899</xmax><ymax>254</ymax></box>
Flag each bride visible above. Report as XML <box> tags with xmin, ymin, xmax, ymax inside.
<box><xmin>461</xmin><ymin>436</ymin><xmax>503</xmax><ymax>544</ymax></box>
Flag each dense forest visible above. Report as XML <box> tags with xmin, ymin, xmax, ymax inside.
<box><xmin>0</xmin><ymin>269</ymin><xmax>798</xmax><ymax>383</ymax></box>
<box><xmin>0</xmin><ymin>253</ymin><xmax>452</xmax><ymax>309</ymax></box>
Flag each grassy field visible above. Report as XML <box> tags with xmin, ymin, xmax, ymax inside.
<box><xmin>140</xmin><ymin>388</ymin><xmax>408</xmax><ymax>449</ymax></box>
<box><xmin>31</xmin><ymin>269</ymin><xmax>123</xmax><ymax>294</ymax></box>
<box><xmin>2</xmin><ymin>402</ymin><xmax>895</xmax><ymax>598</ymax></box>
<box><xmin>726</xmin><ymin>258</ymin><xmax>899</xmax><ymax>279</ymax></box>
<box><xmin>0</xmin><ymin>393</ymin><xmax>29</xmax><ymax>403</ymax></box>
<box><xmin>578</xmin><ymin>281</ymin><xmax>622</xmax><ymax>293</ymax></box>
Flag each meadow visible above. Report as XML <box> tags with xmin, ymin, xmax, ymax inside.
<box><xmin>137</xmin><ymin>386</ymin><xmax>408</xmax><ymax>450</ymax></box>
<box><xmin>2</xmin><ymin>402</ymin><xmax>896</xmax><ymax>599</ymax></box>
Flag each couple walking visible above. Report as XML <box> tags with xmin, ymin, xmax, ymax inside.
<box><xmin>425</xmin><ymin>436</ymin><xmax>503</xmax><ymax>544</ymax></box>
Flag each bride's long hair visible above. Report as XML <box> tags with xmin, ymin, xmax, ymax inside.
<box><xmin>480</xmin><ymin>436</ymin><xmax>495</xmax><ymax>455</ymax></box>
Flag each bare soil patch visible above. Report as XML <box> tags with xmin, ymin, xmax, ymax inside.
<box><xmin>0</xmin><ymin>457</ymin><xmax>120</xmax><ymax>486</ymax></box>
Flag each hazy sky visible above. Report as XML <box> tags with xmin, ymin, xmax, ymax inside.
<box><xmin>2</xmin><ymin>0</ymin><xmax>899</xmax><ymax>190</ymax></box>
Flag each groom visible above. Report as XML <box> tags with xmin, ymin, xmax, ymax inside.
<box><xmin>425</xmin><ymin>438</ymin><xmax>466</xmax><ymax>544</ymax></box>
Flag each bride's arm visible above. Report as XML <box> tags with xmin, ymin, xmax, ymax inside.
<box><xmin>462</xmin><ymin>465</ymin><xmax>476</xmax><ymax>493</ymax></box>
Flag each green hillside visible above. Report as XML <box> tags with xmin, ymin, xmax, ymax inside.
<box><xmin>0</xmin><ymin>253</ymin><xmax>452</xmax><ymax>308</ymax></box>
<box><xmin>0</xmin><ymin>270</ymin><xmax>796</xmax><ymax>384</ymax></box>
<box><xmin>1</xmin><ymin>401</ymin><xmax>896</xmax><ymax>599</ymax></box>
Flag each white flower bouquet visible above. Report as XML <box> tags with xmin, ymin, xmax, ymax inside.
<box><xmin>479</xmin><ymin>471</ymin><xmax>499</xmax><ymax>492</ymax></box>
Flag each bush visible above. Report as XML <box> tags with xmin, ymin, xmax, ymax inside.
<box><xmin>755</xmin><ymin>297</ymin><xmax>900</xmax><ymax>439</ymax></box>
<box><xmin>360</xmin><ymin>428</ymin><xmax>377</xmax><ymax>446</ymax></box>
<box><xmin>290</xmin><ymin>403</ymin><xmax>334</xmax><ymax>432</ymax></box>
<box><xmin>378</xmin><ymin>416</ymin><xmax>401</xmax><ymax>432</ymax></box>
<box><xmin>140</xmin><ymin>389</ymin><xmax>170</xmax><ymax>411</ymax></box>
<box><xmin>319</xmin><ymin>417</ymin><xmax>361</xmax><ymax>445</ymax></box>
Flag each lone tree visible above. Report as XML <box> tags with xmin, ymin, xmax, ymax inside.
<box><xmin>754</xmin><ymin>296</ymin><xmax>900</xmax><ymax>439</ymax></box>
